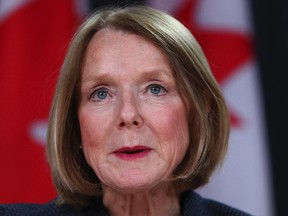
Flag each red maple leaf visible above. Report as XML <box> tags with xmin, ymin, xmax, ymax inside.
<box><xmin>174</xmin><ymin>0</ymin><xmax>253</xmax><ymax>127</ymax></box>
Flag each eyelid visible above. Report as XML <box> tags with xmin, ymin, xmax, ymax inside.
<box><xmin>147</xmin><ymin>83</ymin><xmax>168</xmax><ymax>94</ymax></box>
<box><xmin>89</xmin><ymin>86</ymin><xmax>110</xmax><ymax>100</ymax></box>
<box><xmin>148</xmin><ymin>83</ymin><xmax>167</xmax><ymax>89</ymax></box>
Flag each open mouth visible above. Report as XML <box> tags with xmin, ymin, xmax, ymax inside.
<box><xmin>113</xmin><ymin>146</ymin><xmax>152</xmax><ymax>160</ymax></box>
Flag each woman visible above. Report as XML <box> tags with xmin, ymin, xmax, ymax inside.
<box><xmin>0</xmin><ymin>5</ymin><xmax>251</xmax><ymax>216</ymax></box>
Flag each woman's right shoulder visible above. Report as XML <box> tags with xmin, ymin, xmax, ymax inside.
<box><xmin>0</xmin><ymin>201</ymin><xmax>64</xmax><ymax>216</ymax></box>
<box><xmin>0</xmin><ymin>198</ymin><xmax>109</xmax><ymax>216</ymax></box>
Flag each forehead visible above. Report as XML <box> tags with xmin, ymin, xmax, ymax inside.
<box><xmin>85</xmin><ymin>29</ymin><xmax>168</xmax><ymax>62</ymax></box>
<box><xmin>81</xmin><ymin>29</ymin><xmax>175</xmax><ymax>80</ymax></box>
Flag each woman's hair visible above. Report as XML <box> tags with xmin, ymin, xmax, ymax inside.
<box><xmin>46</xmin><ymin>5</ymin><xmax>230</xmax><ymax>207</ymax></box>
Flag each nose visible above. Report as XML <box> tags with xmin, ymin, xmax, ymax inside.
<box><xmin>117</xmin><ymin>93</ymin><xmax>143</xmax><ymax>129</ymax></box>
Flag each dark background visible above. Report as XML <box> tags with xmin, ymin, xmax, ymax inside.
<box><xmin>251</xmin><ymin>1</ymin><xmax>288</xmax><ymax>215</ymax></box>
<box><xmin>88</xmin><ymin>0</ymin><xmax>287</xmax><ymax>215</ymax></box>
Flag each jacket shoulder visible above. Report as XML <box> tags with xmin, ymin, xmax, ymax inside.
<box><xmin>0</xmin><ymin>202</ymin><xmax>58</xmax><ymax>216</ymax></box>
<box><xmin>182</xmin><ymin>190</ymin><xmax>254</xmax><ymax>216</ymax></box>
<box><xmin>0</xmin><ymin>198</ymin><xmax>108</xmax><ymax>216</ymax></box>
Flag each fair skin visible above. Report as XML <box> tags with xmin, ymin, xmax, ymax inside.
<box><xmin>78</xmin><ymin>29</ymin><xmax>190</xmax><ymax>216</ymax></box>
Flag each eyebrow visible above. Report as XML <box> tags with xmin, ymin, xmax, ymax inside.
<box><xmin>80</xmin><ymin>73</ymin><xmax>113</xmax><ymax>92</ymax></box>
<box><xmin>81</xmin><ymin>68</ymin><xmax>174</xmax><ymax>89</ymax></box>
<box><xmin>136</xmin><ymin>68</ymin><xmax>174</xmax><ymax>81</ymax></box>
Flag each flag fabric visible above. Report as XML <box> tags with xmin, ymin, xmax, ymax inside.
<box><xmin>147</xmin><ymin>0</ymin><xmax>274</xmax><ymax>215</ymax></box>
<box><xmin>0</xmin><ymin>0</ymin><xmax>85</xmax><ymax>203</ymax></box>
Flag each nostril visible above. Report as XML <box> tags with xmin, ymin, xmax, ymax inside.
<box><xmin>118</xmin><ymin>119</ymin><xmax>142</xmax><ymax>128</ymax></box>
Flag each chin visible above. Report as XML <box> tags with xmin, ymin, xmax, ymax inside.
<box><xmin>111</xmin><ymin>169</ymin><xmax>160</xmax><ymax>193</ymax></box>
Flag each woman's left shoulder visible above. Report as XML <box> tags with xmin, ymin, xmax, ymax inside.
<box><xmin>181</xmin><ymin>190</ymin><xmax>254</xmax><ymax>216</ymax></box>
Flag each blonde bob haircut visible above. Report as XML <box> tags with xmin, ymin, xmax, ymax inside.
<box><xmin>47</xmin><ymin>5</ymin><xmax>230</xmax><ymax>207</ymax></box>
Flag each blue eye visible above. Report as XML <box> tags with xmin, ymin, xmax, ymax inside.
<box><xmin>91</xmin><ymin>88</ymin><xmax>108</xmax><ymax>100</ymax></box>
<box><xmin>149</xmin><ymin>84</ymin><xmax>166</xmax><ymax>95</ymax></box>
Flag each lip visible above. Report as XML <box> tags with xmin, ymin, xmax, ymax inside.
<box><xmin>113</xmin><ymin>146</ymin><xmax>152</xmax><ymax>161</ymax></box>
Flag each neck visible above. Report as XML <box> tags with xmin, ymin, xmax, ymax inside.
<box><xmin>102</xmin><ymin>183</ymin><xmax>181</xmax><ymax>216</ymax></box>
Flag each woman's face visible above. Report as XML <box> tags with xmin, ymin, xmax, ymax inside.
<box><xmin>78</xmin><ymin>29</ymin><xmax>189</xmax><ymax>193</ymax></box>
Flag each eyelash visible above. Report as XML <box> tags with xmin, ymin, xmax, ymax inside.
<box><xmin>147</xmin><ymin>84</ymin><xmax>167</xmax><ymax>95</ymax></box>
<box><xmin>90</xmin><ymin>87</ymin><xmax>110</xmax><ymax>101</ymax></box>
<box><xmin>89</xmin><ymin>83</ymin><xmax>168</xmax><ymax>101</ymax></box>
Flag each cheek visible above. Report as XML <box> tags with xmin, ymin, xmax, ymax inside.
<box><xmin>79</xmin><ymin>114</ymin><xmax>99</xmax><ymax>145</ymax></box>
<box><xmin>153</xmin><ymin>103</ymin><xmax>190</xmax><ymax>163</ymax></box>
<box><xmin>78</xmin><ymin>111</ymin><xmax>108</xmax><ymax>166</ymax></box>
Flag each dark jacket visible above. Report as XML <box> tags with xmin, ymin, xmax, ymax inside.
<box><xmin>0</xmin><ymin>190</ymin><xmax>252</xmax><ymax>216</ymax></box>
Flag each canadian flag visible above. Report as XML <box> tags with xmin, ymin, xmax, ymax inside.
<box><xmin>0</xmin><ymin>0</ymin><xmax>85</xmax><ymax>203</ymax></box>
<box><xmin>147</xmin><ymin>0</ymin><xmax>274</xmax><ymax>215</ymax></box>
